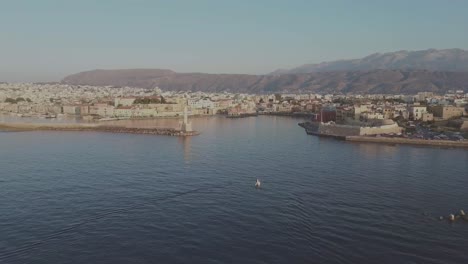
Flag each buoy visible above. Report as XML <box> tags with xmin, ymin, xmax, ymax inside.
<box><xmin>439</xmin><ymin>216</ymin><xmax>444</xmax><ymax>221</ymax></box>
<box><xmin>449</xmin><ymin>214</ymin><xmax>455</xmax><ymax>221</ymax></box>
<box><xmin>255</xmin><ymin>179</ymin><xmax>261</xmax><ymax>188</ymax></box>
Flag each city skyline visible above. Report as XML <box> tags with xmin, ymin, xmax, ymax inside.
<box><xmin>2</xmin><ymin>0</ymin><xmax>468</xmax><ymax>82</ymax></box>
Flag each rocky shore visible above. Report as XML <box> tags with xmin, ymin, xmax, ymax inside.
<box><xmin>0</xmin><ymin>123</ymin><xmax>199</xmax><ymax>136</ymax></box>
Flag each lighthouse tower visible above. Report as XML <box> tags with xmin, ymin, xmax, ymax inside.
<box><xmin>180</xmin><ymin>106</ymin><xmax>192</xmax><ymax>132</ymax></box>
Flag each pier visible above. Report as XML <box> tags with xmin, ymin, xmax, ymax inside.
<box><xmin>0</xmin><ymin>123</ymin><xmax>199</xmax><ymax>137</ymax></box>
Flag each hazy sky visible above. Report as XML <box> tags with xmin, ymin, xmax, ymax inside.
<box><xmin>1</xmin><ymin>0</ymin><xmax>468</xmax><ymax>82</ymax></box>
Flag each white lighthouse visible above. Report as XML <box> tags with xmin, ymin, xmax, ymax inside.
<box><xmin>180</xmin><ymin>106</ymin><xmax>192</xmax><ymax>132</ymax></box>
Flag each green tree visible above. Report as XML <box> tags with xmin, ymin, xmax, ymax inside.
<box><xmin>274</xmin><ymin>94</ymin><xmax>282</xmax><ymax>101</ymax></box>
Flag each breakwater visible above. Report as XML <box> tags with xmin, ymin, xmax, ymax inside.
<box><xmin>346</xmin><ymin>136</ymin><xmax>468</xmax><ymax>148</ymax></box>
<box><xmin>0</xmin><ymin>123</ymin><xmax>199</xmax><ymax>136</ymax></box>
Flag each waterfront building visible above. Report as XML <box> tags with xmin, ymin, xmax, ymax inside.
<box><xmin>114</xmin><ymin>106</ymin><xmax>133</xmax><ymax>117</ymax></box>
<box><xmin>91</xmin><ymin>104</ymin><xmax>115</xmax><ymax>117</ymax></box>
<box><xmin>428</xmin><ymin>105</ymin><xmax>465</xmax><ymax>119</ymax></box>
<box><xmin>133</xmin><ymin>107</ymin><xmax>157</xmax><ymax>117</ymax></box>
<box><xmin>421</xmin><ymin>112</ymin><xmax>434</xmax><ymax>122</ymax></box>
<box><xmin>80</xmin><ymin>105</ymin><xmax>90</xmax><ymax>115</ymax></box>
<box><xmin>62</xmin><ymin>105</ymin><xmax>81</xmax><ymax>115</ymax></box>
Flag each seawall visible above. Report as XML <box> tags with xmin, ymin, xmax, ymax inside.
<box><xmin>0</xmin><ymin>123</ymin><xmax>199</xmax><ymax>136</ymax></box>
<box><xmin>346</xmin><ymin>136</ymin><xmax>468</xmax><ymax>148</ymax></box>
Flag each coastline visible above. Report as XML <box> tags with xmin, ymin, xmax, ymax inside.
<box><xmin>0</xmin><ymin>122</ymin><xmax>199</xmax><ymax>136</ymax></box>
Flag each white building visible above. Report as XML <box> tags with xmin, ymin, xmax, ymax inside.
<box><xmin>409</xmin><ymin>106</ymin><xmax>427</xmax><ymax>120</ymax></box>
<box><xmin>91</xmin><ymin>104</ymin><xmax>115</xmax><ymax>117</ymax></box>
<box><xmin>114</xmin><ymin>106</ymin><xmax>133</xmax><ymax>117</ymax></box>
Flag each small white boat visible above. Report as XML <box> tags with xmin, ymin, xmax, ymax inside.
<box><xmin>449</xmin><ymin>214</ymin><xmax>455</xmax><ymax>221</ymax></box>
<box><xmin>255</xmin><ymin>179</ymin><xmax>261</xmax><ymax>188</ymax></box>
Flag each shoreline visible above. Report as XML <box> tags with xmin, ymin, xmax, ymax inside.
<box><xmin>0</xmin><ymin>123</ymin><xmax>199</xmax><ymax>137</ymax></box>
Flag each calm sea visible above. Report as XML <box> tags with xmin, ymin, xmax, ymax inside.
<box><xmin>1</xmin><ymin>116</ymin><xmax>467</xmax><ymax>264</ymax></box>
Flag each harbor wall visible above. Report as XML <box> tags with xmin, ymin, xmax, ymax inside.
<box><xmin>346</xmin><ymin>136</ymin><xmax>468</xmax><ymax>148</ymax></box>
<box><xmin>317</xmin><ymin>122</ymin><xmax>402</xmax><ymax>137</ymax></box>
<box><xmin>318</xmin><ymin>123</ymin><xmax>360</xmax><ymax>136</ymax></box>
<box><xmin>359</xmin><ymin>123</ymin><xmax>402</xmax><ymax>136</ymax></box>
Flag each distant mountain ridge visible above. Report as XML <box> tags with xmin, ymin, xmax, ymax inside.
<box><xmin>271</xmin><ymin>49</ymin><xmax>468</xmax><ymax>74</ymax></box>
<box><xmin>62</xmin><ymin>69</ymin><xmax>468</xmax><ymax>94</ymax></box>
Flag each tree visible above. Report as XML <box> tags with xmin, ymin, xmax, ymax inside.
<box><xmin>5</xmin><ymin>98</ymin><xmax>16</xmax><ymax>103</ymax></box>
<box><xmin>274</xmin><ymin>94</ymin><xmax>282</xmax><ymax>101</ymax></box>
<box><xmin>16</xmin><ymin>97</ymin><xmax>25</xmax><ymax>102</ymax></box>
<box><xmin>133</xmin><ymin>96</ymin><xmax>169</xmax><ymax>104</ymax></box>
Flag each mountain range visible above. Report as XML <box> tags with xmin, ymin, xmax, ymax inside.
<box><xmin>62</xmin><ymin>49</ymin><xmax>468</xmax><ymax>94</ymax></box>
<box><xmin>271</xmin><ymin>48</ymin><xmax>468</xmax><ymax>74</ymax></box>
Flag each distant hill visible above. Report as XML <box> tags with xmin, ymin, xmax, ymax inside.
<box><xmin>271</xmin><ymin>49</ymin><xmax>468</xmax><ymax>74</ymax></box>
<box><xmin>62</xmin><ymin>69</ymin><xmax>468</xmax><ymax>94</ymax></box>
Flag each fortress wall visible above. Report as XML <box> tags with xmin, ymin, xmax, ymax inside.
<box><xmin>318</xmin><ymin>123</ymin><xmax>360</xmax><ymax>136</ymax></box>
<box><xmin>317</xmin><ymin>123</ymin><xmax>402</xmax><ymax>136</ymax></box>
<box><xmin>359</xmin><ymin>123</ymin><xmax>402</xmax><ymax>136</ymax></box>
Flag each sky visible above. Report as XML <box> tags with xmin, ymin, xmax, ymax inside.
<box><xmin>1</xmin><ymin>0</ymin><xmax>468</xmax><ymax>82</ymax></box>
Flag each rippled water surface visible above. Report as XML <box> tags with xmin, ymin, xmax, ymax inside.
<box><xmin>1</xmin><ymin>116</ymin><xmax>467</xmax><ymax>264</ymax></box>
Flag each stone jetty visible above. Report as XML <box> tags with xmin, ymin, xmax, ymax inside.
<box><xmin>0</xmin><ymin>123</ymin><xmax>199</xmax><ymax>137</ymax></box>
<box><xmin>345</xmin><ymin>136</ymin><xmax>468</xmax><ymax>148</ymax></box>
